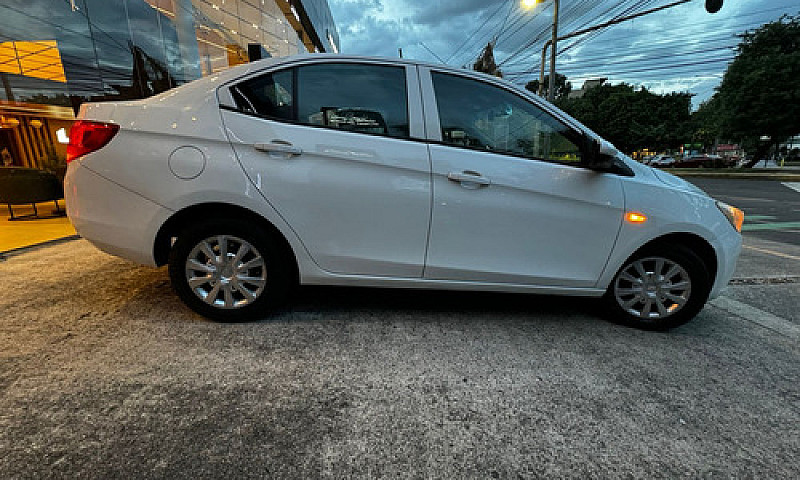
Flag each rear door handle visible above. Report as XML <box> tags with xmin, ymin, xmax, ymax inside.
<box><xmin>447</xmin><ymin>170</ymin><xmax>491</xmax><ymax>187</ymax></box>
<box><xmin>254</xmin><ymin>141</ymin><xmax>302</xmax><ymax>156</ymax></box>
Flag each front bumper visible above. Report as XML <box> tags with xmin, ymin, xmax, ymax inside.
<box><xmin>709</xmin><ymin>228</ymin><xmax>742</xmax><ymax>299</ymax></box>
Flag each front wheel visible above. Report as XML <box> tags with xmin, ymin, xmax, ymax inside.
<box><xmin>603</xmin><ymin>245</ymin><xmax>712</xmax><ymax>330</ymax></box>
<box><xmin>168</xmin><ymin>219</ymin><xmax>293</xmax><ymax>321</ymax></box>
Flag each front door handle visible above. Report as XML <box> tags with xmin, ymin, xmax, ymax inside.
<box><xmin>447</xmin><ymin>170</ymin><xmax>491</xmax><ymax>187</ymax></box>
<box><xmin>254</xmin><ymin>141</ymin><xmax>302</xmax><ymax>156</ymax></box>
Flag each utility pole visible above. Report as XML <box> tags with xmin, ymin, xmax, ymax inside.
<box><xmin>547</xmin><ymin>0</ymin><xmax>559</xmax><ymax>102</ymax></box>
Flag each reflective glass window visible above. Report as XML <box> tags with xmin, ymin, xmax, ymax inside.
<box><xmin>232</xmin><ymin>69</ymin><xmax>293</xmax><ymax>121</ymax></box>
<box><xmin>432</xmin><ymin>72</ymin><xmax>582</xmax><ymax>163</ymax></box>
<box><xmin>297</xmin><ymin>63</ymin><xmax>409</xmax><ymax>138</ymax></box>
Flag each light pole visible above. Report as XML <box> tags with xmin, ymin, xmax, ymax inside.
<box><xmin>523</xmin><ymin>0</ymin><xmax>559</xmax><ymax>102</ymax></box>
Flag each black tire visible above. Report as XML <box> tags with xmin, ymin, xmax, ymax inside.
<box><xmin>602</xmin><ymin>244</ymin><xmax>712</xmax><ymax>330</ymax></box>
<box><xmin>168</xmin><ymin>218</ymin><xmax>294</xmax><ymax>321</ymax></box>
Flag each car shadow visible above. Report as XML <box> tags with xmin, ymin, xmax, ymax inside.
<box><xmin>117</xmin><ymin>269</ymin><xmax>721</xmax><ymax>335</ymax></box>
<box><xmin>288</xmin><ymin>285</ymin><xmax>603</xmax><ymax>319</ymax></box>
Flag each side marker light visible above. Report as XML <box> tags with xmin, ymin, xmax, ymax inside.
<box><xmin>716</xmin><ymin>201</ymin><xmax>744</xmax><ymax>232</ymax></box>
<box><xmin>625</xmin><ymin>212</ymin><xmax>648</xmax><ymax>224</ymax></box>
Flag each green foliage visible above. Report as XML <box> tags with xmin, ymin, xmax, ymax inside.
<box><xmin>525</xmin><ymin>73</ymin><xmax>572</xmax><ymax>100</ymax></box>
<box><xmin>473</xmin><ymin>42</ymin><xmax>503</xmax><ymax>78</ymax></box>
<box><xmin>689</xmin><ymin>96</ymin><xmax>722</xmax><ymax>149</ymax></box>
<box><xmin>556</xmin><ymin>84</ymin><xmax>692</xmax><ymax>153</ymax></box>
<box><xmin>716</xmin><ymin>15</ymin><xmax>800</xmax><ymax>155</ymax></box>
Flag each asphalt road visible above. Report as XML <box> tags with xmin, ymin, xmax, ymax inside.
<box><xmin>1</xmin><ymin>178</ymin><xmax>798</xmax><ymax>479</ymax></box>
<box><xmin>687</xmin><ymin>178</ymin><xmax>800</xmax><ymax>244</ymax></box>
<box><xmin>684</xmin><ymin>178</ymin><xmax>800</xmax><ymax>324</ymax></box>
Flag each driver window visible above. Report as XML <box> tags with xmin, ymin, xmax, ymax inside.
<box><xmin>431</xmin><ymin>72</ymin><xmax>581</xmax><ymax>163</ymax></box>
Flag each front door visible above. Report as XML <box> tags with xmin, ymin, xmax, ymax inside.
<box><xmin>221</xmin><ymin>61</ymin><xmax>431</xmax><ymax>277</ymax></box>
<box><xmin>422</xmin><ymin>69</ymin><xmax>625</xmax><ymax>288</ymax></box>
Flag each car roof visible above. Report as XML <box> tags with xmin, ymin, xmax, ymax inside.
<box><xmin>218</xmin><ymin>53</ymin><xmax>518</xmax><ymax>87</ymax></box>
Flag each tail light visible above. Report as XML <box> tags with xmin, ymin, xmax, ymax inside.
<box><xmin>66</xmin><ymin>120</ymin><xmax>120</xmax><ymax>163</ymax></box>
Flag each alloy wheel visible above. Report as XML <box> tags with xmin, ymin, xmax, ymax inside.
<box><xmin>184</xmin><ymin>235</ymin><xmax>267</xmax><ymax>309</ymax></box>
<box><xmin>613</xmin><ymin>256</ymin><xmax>692</xmax><ymax>319</ymax></box>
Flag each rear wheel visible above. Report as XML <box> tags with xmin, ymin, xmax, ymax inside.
<box><xmin>168</xmin><ymin>219</ymin><xmax>293</xmax><ymax>321</ymax></box>
<box><xmin>603</xmin><ymin>245</ymin><xmax>712</xmax><ymax>330</ymax></box>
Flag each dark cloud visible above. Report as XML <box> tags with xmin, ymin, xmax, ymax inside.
<box><xmin>412</xmin><ymin>0</ymin><xmax>503</xmax><ymax>27</ymax></box>
<box><xmin>329</xmin><ymin>0</ymin><xmax>800</xmax><ymax>106</ymax></box>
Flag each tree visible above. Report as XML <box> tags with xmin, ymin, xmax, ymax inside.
<box><xmin>556</xmin><ymin>83</ymin><xmax>691</xmax><ymax>153</ymax></box>
<box><xmin>716</xmin><ymin>15</ymin><xmax>800</xmax><ymax>166</ymax></box>
<box><xmin>689</xmin><ymin>96</ymin><xmax>722</xmax><ymax>150</ymax></box>
<box><xmin>473</xmin><ymin>42</ymin><xmax>503</xmax><ymax>78</ymax></box>
<box><xmin>525</xmin><ymin>73</ymin><xmax>572</xmax><ymax>100</ymax></box>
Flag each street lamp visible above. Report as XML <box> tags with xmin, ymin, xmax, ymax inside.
<box><xmin>522</xmin><ymin>0</ymin><xmax>559</xmax><ymax>102</ymax></box>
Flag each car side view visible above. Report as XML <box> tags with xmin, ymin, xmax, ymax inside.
<box><xmin>65</xmin><ymin>55</ymin><xmax>743</xmax><ymax>330</ymax></box>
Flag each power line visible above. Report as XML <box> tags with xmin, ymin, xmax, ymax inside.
<box><xmin>503</xmin><ymin>45</ymin><xmax>737</xmax><ymax>76</ymax></box>
<box><xmin>495</xmin><ymin>0</ymin><xmax>517</xmax><ymax>41</ymax></box>
<box><xmin>418</xmin><ymin>42</ymin><xmax>446</xmax><ymax>63</ymax></box>
<box><xmin>504</xmin><ymin>56</ymin><xmax>735</xmax><ymax>80</ymax></box>
<box><xmin>501</xmin><ymin>29</ymin><xmax>743</xmax><ymax>70</ymax></box>
<box><xmin>499</xmin><ymin>12</ymin><xmax>776</xmax><ymax>80</ymax></box>
<box><xmin>498</xmin><ymin>0</ymin><xmax>671</xmax><ymax>68</ymax></box>
<box><xmin>493</xmin><ymin>0</ymin><xmax>611</xmax><ymax>68</ymax></box>
<box><xmin>499</xmin><ymin>3</ymin><xmax>791</xmax><ymax>71</ymax></box>
<box><xmin>444</xmin><ymin>1</ymin><xmax>508</xmax><ymax>64</ymax></box>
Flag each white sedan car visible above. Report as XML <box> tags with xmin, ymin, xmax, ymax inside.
<box><xmin>65</xmin><ymin>55</ymin><xmax>743</xmax><ymax>330</ymax></box>
<box><xmin>650</xmin><ymin>154</ymin><xmax>676</xmax><ymax>168</ymax></box>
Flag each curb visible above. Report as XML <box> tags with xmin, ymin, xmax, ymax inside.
<box><xmin>0</xmin><ymin>235</ymin><xmax>82</xmax><ymax>261</ymax></box>
<box><xmin>670</xmin><ymin>171</ymin><xmax>800</xmax><ymax>181</ymax></box>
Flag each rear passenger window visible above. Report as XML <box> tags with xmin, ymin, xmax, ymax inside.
<box><xmin>231</xmin><ymin>69</ymin><xmax>293</xmax><ymax>120</ymax></box>
<box><xmin>230</xmin><ymin>63</ymin><xmax>410</xmax><ymax>140</ymax></box>
<box><xmin>297</xmin><ymin>63</ymin><xmax>409</xmax><ymax>139</ymax></box>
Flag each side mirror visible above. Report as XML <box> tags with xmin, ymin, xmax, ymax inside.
<box><xmin>705</xmin><ymin>0</ymin><xmax>723</xmax><ymax>14</ymax></box>
<box><xmin>582</xmin><ymin>135</ymin><xmax>617</xmax><ymax>170</ymax></box>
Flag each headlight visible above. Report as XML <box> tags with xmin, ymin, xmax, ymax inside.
<box><xmin>716</xmin><ymin>201</ymin><xmax>744</xmax><ymax>232</ymax></box>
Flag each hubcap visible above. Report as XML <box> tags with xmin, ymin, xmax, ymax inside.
<box><xmin>184</xmin><ymin>235</ymin><xmax>267</xmax><ymax>309</ymax></box>
<box><xmin>614</xmin><ymin>257</ymin><xmax>692</xmax><ymax>320</ymax></box>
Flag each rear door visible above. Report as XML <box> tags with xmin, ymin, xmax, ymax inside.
<box><xmin>420</xmin><ymin>68</ymin><xmax>625</xmax><ymax>288</ymax></box>
<box><xmin>220</xmin><ymin>60</ymin><xmax>431</xmax><ymax>277</ymax></box>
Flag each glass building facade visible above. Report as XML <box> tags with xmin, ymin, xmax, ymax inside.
<box><xmin>0</xmin><ymin>0</ymin><xmax>339</xmax><ymax>170</ymax></box>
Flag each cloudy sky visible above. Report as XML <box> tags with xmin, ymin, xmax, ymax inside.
<box><xmin>328</xmin><ymin>0</ymin><xmax>799</xmax><ymax>108</ymax></box>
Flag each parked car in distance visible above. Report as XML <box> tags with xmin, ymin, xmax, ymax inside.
<box><xmin>649</xmin><ymin>155</ymin><xmax>676</xmax><ymax>168</ymax></box>
<box><xmin>674</xmin><ymin>154</ymin><xmax>725</xmax><ymax>168</ymax></box>
<box><xmin>64</xmin><ymin>54</ymin><xmax>743</xmax><ymax>330</ymax></box>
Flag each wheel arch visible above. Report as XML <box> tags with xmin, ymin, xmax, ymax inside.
<box><xmin>153</xmin><ymin>202</ymin><xmax>299</xmax><ymax>282</ymax></box>
<box><xmin>620</xmin><ymin>232</ymin><xmax>718</xmax><ymax>282</ymax></box>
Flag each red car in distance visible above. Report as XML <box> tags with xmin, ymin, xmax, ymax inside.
<box><xmin>674</xmin><ymin>154</ymin><xmax>726</xmax><ymax>168</ymax></box>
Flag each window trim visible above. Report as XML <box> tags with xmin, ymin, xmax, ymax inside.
<box><xmin>226</xmin><ymin>61</ymin><xmax>415</xmax><ymax>142</ymax></box>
